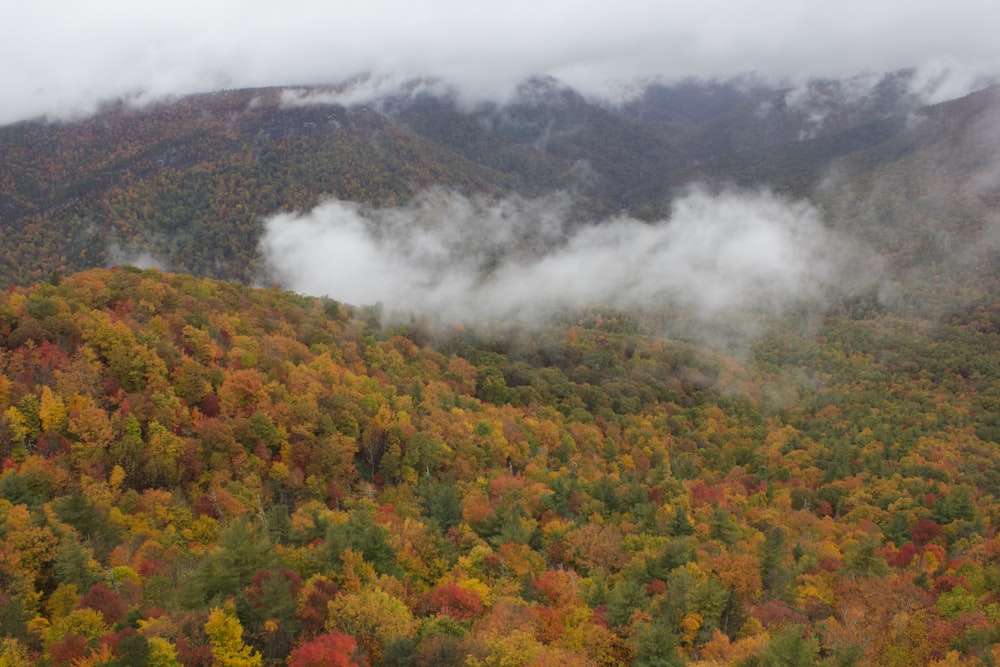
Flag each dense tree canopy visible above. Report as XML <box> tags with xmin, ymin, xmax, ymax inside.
<box><xmin>0</xmin><ymin>266</ymin><xmax>998</xmax><ymax>664</ymax></box>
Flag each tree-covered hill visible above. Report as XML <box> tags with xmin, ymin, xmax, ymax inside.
<box><xmin>818</xmin><ymin>85</ymin><xmax>1000</xmax><ymax>281</ymax></box>
<box><xmin>0</xmin><ymin>89</ymin><xmax>520</xmax><ymax>286</ymax></box>
<box><xmin>2</xmin><ymin>74</ymin><xmax>998</xmax><ymax>292</ymax></box>
<box><xmin>1</xmin><ymin>266</ymin><xmax>999</xmax><ymax>664</ymax></box>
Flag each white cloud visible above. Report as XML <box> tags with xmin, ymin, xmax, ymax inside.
<box><xmin>106</xmin><ymin>242</ymin><xmax>170</xmax><ymax>272</ymax></box>
<box><xmin>2</xmin><ymin>0</ymin><xmax>998</xmax><ymax>124</ymax></box>
<box><xmin>259</xmin><ymin>186</ymin><xmax>882</xmax><ymax>326</ymax></box>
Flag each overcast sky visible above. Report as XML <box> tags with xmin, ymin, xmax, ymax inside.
<box><xmin>3</xmin><ymin>0</ymin><xmax>998</xmax><ymax>125</ymax></box>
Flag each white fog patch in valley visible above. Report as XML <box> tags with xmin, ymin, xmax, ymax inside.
<box><xmin>260</xmin><ymin>187</ymin><xmax>881</xmax><ymax>325</ymax></box>
<box><xmin>106</xmin><ymin>242</ymin><xmax>170</xmax><ymax>272</ymax></box>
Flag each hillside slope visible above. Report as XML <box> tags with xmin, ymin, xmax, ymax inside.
<box><xmin>2</xmin><ymin>74</ymin><xmax>998</xmax><ymax>294</ymax></box>
<box><xmin>0</xmin><ymin>267</ymin><xmax>999</xmax><ymax>663</ymax></box>
<box><xmin>0</xmin><ymin>89</ymin><xmax>517</xmax><ymax>285</ymax></box>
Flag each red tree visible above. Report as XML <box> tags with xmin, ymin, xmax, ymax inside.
<box><xmin>79</xmin><ymin>582</ymin><xmax>128</xmax><ymax>625</ymax></box>
<box><xmin>287</xmin><ymin>632</ymin><xmax>361</xmax><ymax>667</ymax></box>
<box><xmin>425</xmin><ymin>583</ymin><xmax>483</xmax><ymax>620</ymax></box>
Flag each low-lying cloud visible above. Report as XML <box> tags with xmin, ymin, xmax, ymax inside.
<box><xmin>106</xmin><ymin>241</ymin><xmax>170</xmax><ymax>272</ymax></box>
<box><xmin>3</xmin><ymin>1</ymin><xmax>998</xmax><ymax>125</ymax></box>
<box><xmin>260</xmin><ymin>186</ymin><xmax>881</xmax><ymax>327</ymax></box>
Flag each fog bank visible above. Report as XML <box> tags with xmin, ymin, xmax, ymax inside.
<box><xmin>260</xmin><ymin>186</ymin><xmax>882</xmax><ymax>327</ymax></box>
<box><xmin>4</xmin><ymin>1</ymin><xmax>998</xmax><ymax>124</ymax></box>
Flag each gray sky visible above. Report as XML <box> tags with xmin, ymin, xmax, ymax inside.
<box><xmin>3</xmin><ymin>0</ymin><xmax>998</xmax><ymax>125</ymax></box>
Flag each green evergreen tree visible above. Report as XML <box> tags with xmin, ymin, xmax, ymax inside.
<box><xmin>758</xmin><ymin>625</ymin><xmax>820</xmax><ymax>667</ymax></box>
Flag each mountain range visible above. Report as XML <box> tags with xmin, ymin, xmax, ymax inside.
<box><xmin>2</xmin><ymin>70</ymin><xmax>998</xmax><ymax>295</ymax></box>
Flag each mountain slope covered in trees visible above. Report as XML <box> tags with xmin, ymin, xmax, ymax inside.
<box><xmin>0</xmin><ymin>266</ymin><xmax>999</xmax><ymax>664</ymax></box>
<box><xmin>1</xmin><ymin>73</ymin><xmax>998</xmax><ymax>292</ymax></box>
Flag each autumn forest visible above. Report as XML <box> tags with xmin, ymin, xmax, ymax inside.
<box><xmin>2</xmin><ymin>75</ymin><xmax>1000</xmax><ymax>666</ymax></box>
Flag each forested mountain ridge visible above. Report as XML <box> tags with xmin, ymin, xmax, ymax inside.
<box><xmin>818</xmin><ymin>84</ymin><xmax>1000</xmax><ymax>281</ymax></box>
<box><xmin>0</xmin><ymin>264</ymin><xmax>999</xmax><ymax>664</ymax></box>
<box><xmin>1</xmin><ymin>73</ymin><xmax>998</xmax><ymax>290</ymax></box>
<box><xmin>0</xmin><ymin>88</ymin><xmax>519</xmax><ymax>286</ymax></box>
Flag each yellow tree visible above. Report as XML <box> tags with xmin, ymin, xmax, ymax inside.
<box><xmin>38</xmin><ymin>386</ymin><xmax>67</xmax><ymax>434</ymax></box>
<box><xmin>325</xmin><ymin>587</ymin><xmax>416</xmax><ymax>661</ymax></box>
<box><xmin>205</xmin><ymin>604</ymin><xmax>263</xmax><ymax>667</ymax></box>
<box><xmin>0</xmin><ymin>501</ymin><xmax>59</xmax><ymax>588</ymax></box>
<box><xmin>0</xmin><ymin>638</ymin><xmax>30</xmax><ymax>667</ymax></box>
<box><xmin>146</xmin><ymin>637</ymin><xmax>182</xmax><ymax>667</ymax></box>
<box><xmin>3</xmin><ymin>406</ymin><xmax>30</xmax><ymax>449</ymax></box>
